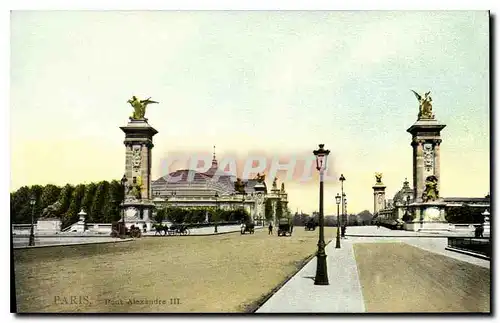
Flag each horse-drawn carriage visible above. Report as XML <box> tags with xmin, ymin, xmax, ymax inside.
<box><xmin>241</xmin><ymin>222</ymin><xmax>255</xmax><ymax>234</ymax></box>
<box><xmin>278</xmin><ymin>218</ymin><xmax>293</xmax><ymax>236</ymax></box>
<box><xmin>154</xmin><ymin>223</ymin><xmax>190</xmax><ymax>236</ymax></box>
<box><xmin>111</xmin><ymin>222</ymin><xmax>142</xmax><ymax>238</ymax></box>
<box><xmin>305</xmin><ymin>219</ymin><xmax>317</xmax><ymax>231</ymax></box>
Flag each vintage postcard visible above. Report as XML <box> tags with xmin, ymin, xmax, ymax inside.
<box><xmin>10</xmin><ymin>10</ymin><xmax>490</xmax><ymax>314</ymax></box>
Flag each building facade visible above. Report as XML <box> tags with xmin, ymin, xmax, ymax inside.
<box><xmin>150</xmin><ymin>151</ymin><xmax>289</xmax><ymax>224</ymax></box>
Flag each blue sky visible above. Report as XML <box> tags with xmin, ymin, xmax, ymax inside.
<box><xmin>10</xmin><ymin>10</ymin><xmax>490</xmax><ymax>214</ymax></box>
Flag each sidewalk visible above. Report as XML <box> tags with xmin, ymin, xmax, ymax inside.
<box><xmin>256</xmin><ymin>226</ymin><xmax>489</xmax><ymax>313</ymax></box>
<box><xmin>256</xmin><ymin>239</ymin><xmax>365</xmax><ymax>313</ymax></box>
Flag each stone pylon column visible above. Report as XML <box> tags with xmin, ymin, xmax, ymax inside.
<box><xmin>434</xmin><ymin>139</ymin><xmax>442</xmax><ymax>194</ymax></box>
<box><xmin>408</xmin><ymin>120</ymin><xmax>446</xmax><ymax>202</ymax></box>
<box><xmin>372</xmin><ymin>174</ymin><xmax>386</xmax><ymax>216</ymax></box>
<box><xmin>120</xmin><ymin>117</ymin><xmax>158</xmax><ymax>229</ymax></box>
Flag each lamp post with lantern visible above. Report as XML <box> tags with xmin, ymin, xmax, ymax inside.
<box><xmin>214</xmin><ymin>192</ymin><xmax>219</xmax><ymax>233</ymax></box>
<box><xmin>313</xmin><ymin>144</ymin><xmax>330</xmax><ymax>286</ymax></box>
<box><xmin>29</xmin><ymin>196</ymin><xmax>36</xmax><ymax>246</ymax></box>
<box><xmin>335</xmin><ymin>193</ymin><xmax>341</xmax><ymax>249</ymax></box>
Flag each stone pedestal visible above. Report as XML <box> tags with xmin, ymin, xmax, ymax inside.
<box><xmin>482</xmin><ymin>210</ymin><xmax>490</xmax><ymax>238</ymax></box>
<box><xmin>36</xmin><ymin>218</ymin><xmax>62</xmax><ymax>234</ymax></box>
<box><xmin>122</xmin><ymin>200</ymin><xmax>155</xmax><ymax>231</ymax></box>
<box><xmin>406</xmin><ymin>201</ymin><xmax>449</xmax><ymax>232</ymax></box>
<box><xmin>74</xmin><ymin>209</ymin><xmax>87</xmax><ymax>233</ymax></box>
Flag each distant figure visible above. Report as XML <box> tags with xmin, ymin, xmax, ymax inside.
<box><xmin>241</xmin><ymin>222</ymin><xmax>245</xmax><ymax>233</ymax></box>
<box><xmin>475</xmin><ymin>225</ymin><xmax>484</xmax><ymax>238</ymax></box>
<box><xmin>377</xmin><ymin>222</ymin><xmax>380</xmax><ymax>229</ymax></box>
<box><xmin>341</xmin><ymin>225</ymin><xmax>346</xmax><ymax>238</ymax></box>
<box><xmin>268</xmin><ymin>223</ymin><xmax>273</xmax><ymax>235</ymax></box>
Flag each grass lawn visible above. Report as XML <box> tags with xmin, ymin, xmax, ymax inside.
<box><xmin>13</xmin><ymin>227</ymin><xmax>335</xmax><ymax>313</ymax></box>
<box><xmin>353</xmin><ymin>242</ymin><xmax>490</xmax><ymax>313</ymax></box>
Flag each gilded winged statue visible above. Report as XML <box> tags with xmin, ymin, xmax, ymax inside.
<box><xmin>254</xmin><ymin>173</ymin><xmax>266</xmax><ymax>183</ymax></box>
<box><xmin>234</xmin><ymin>178</ymin><xmax>246</xmax><ymax>194</ymax></box>
<box><xmin>127</xmin><ymin>96</ymin><xmax>159</xmax><ymax>120</ymax></box>
<box><xmin>411</xmin><ymin>90</ymin><xmax>433</xmax><ymax>119</ymax></box>
<box><xmin>375</xmin><ymin>172</ymin><xmax>383</xmax><ymax>184</ymax></box>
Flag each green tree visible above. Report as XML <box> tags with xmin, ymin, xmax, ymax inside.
<box><xmin>82</xmin><ymin>183</ymin><xmax>97</xmax><ymax>221</ymax></box>
<box><xmin>105</xmin><ymin>180</ymin><xmax>124</xmax><ymax>222</ymax></box>
<box><xmin>65</xmin><ymin>184</ymin><xmax>86</xmax><ymax>227</ymax></box>
<box><xmin>155</xmin><ymin>207</ymin><xmax>167</xmax><ymax>223</ymax></box>
<box><xmin>446</xmin><ymin>205</ymin><xmax>484</xmax><ymax>224</ymax></box>
<box><xmin>275</xmin><ymin>199</ymin><xmax>283</xmax><ymax>220</ymax></box>
<box><xmin>40</xmin><ymin>184</ymin><xmax>62</xmax><ymax>211</ymax></box>
<box><xmin>11</xmin><ymin>186</ymin><xmax>32</xmax><ymax>223</ymax></box>
<box><xmin>264</xmin><ymin>199</ymin><xmax>273</xmax><ymax>222</ymax></box>
<box><xmin>30</xmin><ymin>185</ymin><xmax>45</xmax><ymax>219</ymax></box>
<box><xmin>168</xmin><ymin>207</ymin><xmax>186</xmax><ymax>223</ymax></box>
<box><xmin>91</xmin><ymin>181</ymin><xmax>109</xmax><ymax>223</ymax></box>
<box><xmin>57</xmin><ymin>184</ymin><xmax>74</xmax><ymax>216</ymax></box>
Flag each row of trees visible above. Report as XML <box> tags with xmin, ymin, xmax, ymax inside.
<box><xmin>445</xmin><ymin>206</ymin><xmax>486</xmax><ymax>224</ymax></box>
<box><xmin>11</xmin><ymin>181</ymin><xmax>291</xmax><ymax>227</ymax></box>
<box><xmin>154</xmin><ymin>206</ymin><xmax>251</xmax><ymax>224</ymax></box>
<box><xmin>292</xmin><ymin>210</ymin><xmax>374</xmax><ymax>226</ymax></box>
<box><xmin>11</xmin><ymin>181</ymin><xmax>125</xmax><ymax>227</ymax></box>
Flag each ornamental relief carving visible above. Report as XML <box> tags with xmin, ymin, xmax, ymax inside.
<box><xmin>423</xmin><ymin>143</ymin><xmax>434</xmax><ymax>171</ymax></box>
<box><xmin>132</xmin><ymin>145</ymin><xmax>142</xmax><ymax>171</ymax></box>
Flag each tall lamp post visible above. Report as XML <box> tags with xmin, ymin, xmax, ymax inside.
<box><xmin>344</xmin><ymin>197</ymin><xmax>348</xmax><ymax>226</ymax></box>
<box><xmin>29</xmin><ymin>196</ymin><xmax>36</xmax><ymax>246</ymax></box>
<box><xmin>214</xmin><ymin>192</ymin><xmax>219</xmax><ymax>233</ymax></box>
<box><xmin>335</xmin><ymin>193</ymin><xmax>341</xmax><ymax>248</ymax></box>
<box><xmin>313</xmin><ymin>144</ymin><xmax>330</xmax><ymax>286</ymax></box>
<box><xmin>339</xmin><ymin>175</ymin><xmax>346</xmax><ymax>236</ymax></box>
<box><xmin>120</xmin><ymin>174</ymin><xmax>128</xmax><ymax>236</ymax></box>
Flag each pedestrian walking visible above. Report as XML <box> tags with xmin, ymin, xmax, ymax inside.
<box><xmin>341</xmin><ymin>225</ymin><xmax>346</xmax><ymax>239</ymax></box>
<box><xmin>268</xmin><ymin>222</ymin><xmax>273</xmax><ymax>235</ymax></box>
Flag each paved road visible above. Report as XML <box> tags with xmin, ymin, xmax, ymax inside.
<box><xmin>256</xmin><ymin>225</ymin><xmax>489</xmax><ymax>313</ymax></box>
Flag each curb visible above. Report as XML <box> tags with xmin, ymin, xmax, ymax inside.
<box><xmin>13</xmin><ymin>238</ymin><xmax>134</xmax><ymax>250</ymax></box>
<box><xmin>346</xmin><ymin>234</ymin><xmax>474</xmax><ymax>238</ymax></box>
<box><xmin>247</xmin><ymin>239</ymin><xmax>333</xmax><ymax>313</ymax></box>
<box><xmin>444</xmin><ymin>247</ymin><xmax>491</xmax><ymax>260</ymax></box>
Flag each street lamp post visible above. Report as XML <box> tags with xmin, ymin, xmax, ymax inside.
<box><xmin>313</xmin><ymin>144</ymin><xmax>330</xmax><ymax>286</ymax></box>
<box><xmin>335</xmin><ymin>193</ymin><xmax>341</xmax><ymax>248</ymax></box>
<box><xmin>339</xmin><ymin>175</ymin><xmax>346</xmax><ymax>237</ymax></box>
<box><xmin>120</xmin><ymin>174</ymin><xmax>128</xmax><ymax>236</ymax></box>
<box><xmin>214</xmin><ymin>192</ymin><xmax>219</xmax><ymax>233</ymax></box>
<box><xmin>29</xmin><ymin>196</ymin><xmax>36</xmax><ymax>246</ymax></box>
<box><xmin>344</xmin><ymin>196</ymin><xmax>348</xmax><ymax>227</ymax></box>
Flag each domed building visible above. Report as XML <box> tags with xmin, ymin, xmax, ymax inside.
<box><xmin>375</xmin><ymin>178</ymin><xmax>413</xmax><ymax>225</ymax></box>
<box><xmin>150</xmin><ymin>150</ymin><xmax>289</xmax><ymax>224</ymax></box>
